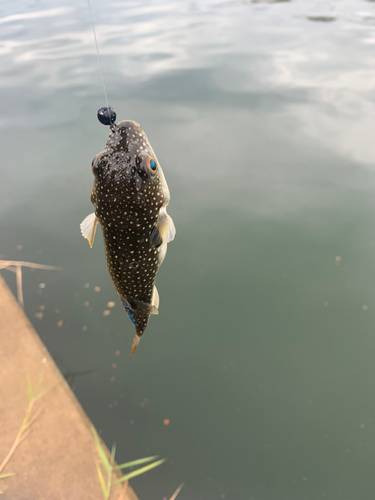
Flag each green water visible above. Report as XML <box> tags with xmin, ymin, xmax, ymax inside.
<box><xmin>2</xmin><ymin>0</ymin><xmax>375</xmax><ymax>498</ymax></box>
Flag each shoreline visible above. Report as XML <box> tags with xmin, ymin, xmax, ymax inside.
<box><xmin>0</xmin><ymin>274</ymin><xmax>138</xmax><ymax>500</ymax></box>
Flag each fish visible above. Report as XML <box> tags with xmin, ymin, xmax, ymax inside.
<box><xmin>80</xmin><ymin>119</ymin><xmax>175</xmax><ymax>354</ymax></box>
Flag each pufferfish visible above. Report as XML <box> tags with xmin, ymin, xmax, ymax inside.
<box><xmin>80</xmin><ymin>119</ymin><xmax>175</xmax><ymax>354</ymax></box>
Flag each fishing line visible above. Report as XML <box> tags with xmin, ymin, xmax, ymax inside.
<box><xmin>86</xmin><ymin>0</ymin><xmax>116</xmax><ymax>127</ymax></box>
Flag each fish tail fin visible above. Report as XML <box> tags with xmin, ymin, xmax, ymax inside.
<box><xmin>130</xmin><ymin>334</ymin><xmax>141</xmax><ymax>355</ymax></box>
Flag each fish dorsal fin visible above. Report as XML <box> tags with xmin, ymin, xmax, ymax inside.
<box><xmin>133</xmin><ymin>298</ymin><xmax>159</xmax><ymax>315</ymax></box>
<box><xmin>150</xmin><ymin>208</ymin><xmax>176</xmax><ymax>248</ymax></box>
<box><xmin>152</xmin><ymin>286</ymin><xmax>160</xmax><ymax>310</ymax></box>
<box><xmin>80</xmin><ymin>213</ymin><xmax>98</xmax><ymax>248</ymax></box>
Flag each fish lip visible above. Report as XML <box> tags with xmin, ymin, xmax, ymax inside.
<box><xmin>115</xmin><ymin>119</ymin><xmax>141</xmax><ymax>129</ymax></box>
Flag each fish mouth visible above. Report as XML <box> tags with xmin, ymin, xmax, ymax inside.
<box><xmin>108</xmin><ymin>120</ymin><xmax>151</xmax><ymax>153</ymax></box>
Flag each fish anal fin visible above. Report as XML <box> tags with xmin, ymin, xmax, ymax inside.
<box><xmin>152</xmin><ymin>286</ymin><xmax>159</xmax><ymax>310</ymax></box>
<box><xmin>80</xmin><ymin>212</ymin><xmax>99</xmax><ymax>248</ymax></box>
<box><xmin>133</xmin><ymin>298</ymin><xmax>159</xmax><ymax>315</ymax></box>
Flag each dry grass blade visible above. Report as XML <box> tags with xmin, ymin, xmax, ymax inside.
<box><xmin>0</xmin><ymin>259</ymin><xmax>60</xmax><ymax>308</ymax></box>
<box><xmin>116</xmin><ymin>481</ymin><xmax>128</xmax><ymax>500</ymax></box>
<box><xmin>0</xmin><ymin>426</ymin><xmax>25</xmax><ymax>475</ymax></box>
<box><xmin>169</xmin><ymin>483</ymin><xmax>184</xmax><ymax>500</ymax></box>
<box><xmin>4</xmin><ymin>266</ymin><xmax>16</xmax><ymax>273</ymax></box>
<box><xmin>21</xmin><ymin>404</ymin><xmax>45</xmax><ymax>434</ymax></box>
<box><xmin>0</xmin><ymin>260</ymin><xmax>60</xmax><ymax>271</ymax></box>
<box><xmin>0</xmin><ymin>377</ymin><xmax>58</xmax><ymax>476</ymax></box>
<box><xmin>15</xmin><ymin>265</ymin><xmax>24</xmax><ymax>309</ymax></box>
<box><xmin>27</xmin><ymin>375</ymin><xmax>33</xmax><ymax>403</ymax></box>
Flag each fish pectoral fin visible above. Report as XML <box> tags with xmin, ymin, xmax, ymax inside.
<box><xmin>150</xmin><ymin>207</ymin><xmax>176</xmax><ymax>248</ymax></box>
<box><xmin>133</xmin><ymin>298</ymin><xmax>159</xmax><ymax>315</ymax></box>
<box><xmin>163</xmin><ymin>212</ymin><xmax>176</xmax><ymax>244</ymax></box>
<box><xmin>150</xmin><ymin>226</ymin><xmax>163</xmax><ymax>248</ymax></box>
<box><xmin>152</xmin><ymin>285</ymin><xmax>160</xmax><ymax>310</ymax></box>
<box><xmin>80</xmin><ymin>212</ymin><xmax>99</xmax><ymax>248</ymax></box>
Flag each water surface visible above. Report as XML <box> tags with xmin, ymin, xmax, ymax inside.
<box><xmin>1</xmin><ymin>0</ymin><xmax>375</xmax><ymax>498</ymax></box>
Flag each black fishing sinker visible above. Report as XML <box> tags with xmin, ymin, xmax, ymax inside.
<box><xmin>97</xmin><ymin>106</ymin><xmax>116</xmax><ymax>126</ymax></box>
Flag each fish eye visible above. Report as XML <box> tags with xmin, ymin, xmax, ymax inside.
<box><xmin>146</xmin><ymin>156</ymin><xmax>157</xmax><ymax>174</ymax></box>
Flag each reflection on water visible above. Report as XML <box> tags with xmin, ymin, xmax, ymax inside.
<box><xmin>307</xmin><ymin>15</ymin><xmax>336</xmax><ymax>22</ymax></box>
<box><xmin>1</xmin><ymin>0</ymin><xmax>375</xmax><ymax>498</ymax></box>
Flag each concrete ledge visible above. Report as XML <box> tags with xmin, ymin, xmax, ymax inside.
<box><xmin>0</xmin><ymin>275</ymin><xmax>138</xmax><ymax>500</ymax></box>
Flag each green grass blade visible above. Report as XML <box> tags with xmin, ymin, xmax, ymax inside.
<box><xmin>113</xmin><ymin>458</ymin><xmax>166</xmax><ymax>485</ymax></box>
<box><xmin>95</xmin><ymin>462</ymin><xmax>108</xmax><ymax>499</ymax></box>
<box><xmin>92</xmin><ymin>428</ymin><xmax>111</xmax><ymax>475</ymax></box>
<box><xmin>35</xmin><ymin>378</ymin><xmax>60</xmax><ymax>402</ymax></box>
<box><xmin>27</xmin><ymin>375</ymin><xmax>33</xmax><ymax>403</ymax></box>
<box><xmin>110</xmin><ymin>443</ymin><xmax>116</xmax><ymax>466</ymax></box>
<box><xmin>0</xmin><ymin>472</ymin><xmax>16</xmax><ymax>479</ymax></box>
<box><xmin>114</xmin><ymin>455</ymin><xmax>159</xmax><ymax>470</ymax></box>
<box><xmin>34</xmin><ymin>374</ymin><xmax>43</xmax><ymax>398</ymax></box>
<box><xmin>106</xmin><ymin>443</ymin><xmax>116</xmax><ymax>499</ymax></box>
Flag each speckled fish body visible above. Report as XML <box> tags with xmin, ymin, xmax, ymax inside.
<box><xmin>80</xmin><ymin>120</ymin><xmax>175</xmax><ymax>354</ymax></box>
